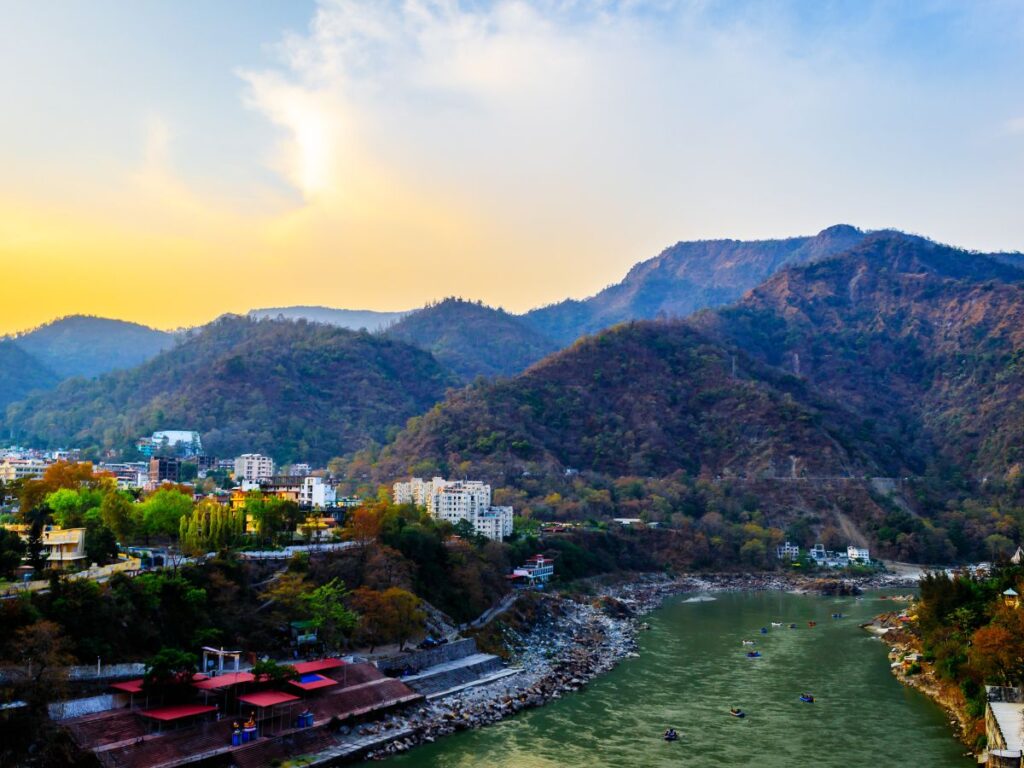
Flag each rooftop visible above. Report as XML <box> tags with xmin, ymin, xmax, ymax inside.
<box><xmin>991</xmin><ymin>702</ymin><xmax>1024</xmax><ymax>753</ymax></box>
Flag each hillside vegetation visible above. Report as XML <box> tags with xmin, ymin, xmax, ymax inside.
<box><xmin>386</xmin><ymin>298</ymin><xmax>559</xmax><ymax>381</ymax></box>
<box><xmin>0</xmin><ymin>340</ymin><xmax>59</xmax><ymax>411</ymax></box>
<box><xmin>11</xmin><ymin>315</ymin><xmax>174</xmax><ymax>379</ymax></box>
<box><xmin>3</xmin><ymin>316</ymin><xmax>456</xmax><ymax>463</ymax></box>
<box><xmin>696</xmin><ymin>233</ymin><xmax>1024</xmax><ymax>483</ymax></box>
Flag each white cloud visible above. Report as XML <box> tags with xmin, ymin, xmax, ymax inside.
<box><xmin>233</xmin><ymin>0</ymin><xmax>1024</xmax><ymax>306</ymax></box>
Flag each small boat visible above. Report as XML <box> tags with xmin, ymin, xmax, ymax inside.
<box><xmin>746</xmin><ymin>651</ymin><xmax>761</xmax><ymax>658</ymax></box>
<box><xmin>831</xmin><ymin>613</ymin><xmax>843</xmax><ymax>619</ymax></box>
<box><xmin>788</xmin><ymin>623</ymin><xmax>798</xmax><ymax>629</ymax></box>
<box><xmin>771</xmin><ymin>622</ymin><xmax>783</xmax><ymax>627</ymax></box>
<box><xmin>730</xmin><ymin>708</ymin><xmax>746</xmax><ymax>718</ymax></box>
<box><xmin>663</xmin><ymin>729</ymin><xmax>680</xmax><ymax>742</ymax></box>
<box><xmin>800</xmin><ymin>693</ymin><xmax>815</xmax><ymax>703</ymax></box>
<box><xmin>759</xmin><ymin>627</ymin><xmax>768</xmax><ymax>634</ymax></box>
<box><xmin>808</xmin><ymin>621</ymin><xmax>817</xmax><ymax>627</ymax></box>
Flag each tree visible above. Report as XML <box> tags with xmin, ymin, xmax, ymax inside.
<box><xmin>969</xmin><ymin>625</ymin><xmax>1021</xmax><ymax>685</ymax></box>
<box><xmin>383</xmin><ymin>587</ymin><xmax>425</xmax><ymax>651</ymax></box>
<box><xmin>342</xmin><ymin>506</ymin><xmax>382</xmax><ymax>546</ymax></box>
<box><xmin>252</xmin><ymin>659</ymin><xmax>299</xmax><ymax>685</ymax></box>
<box><xmin>302</xmin><ymin>578</ymin><xmax>357</xmax><ymax>650</ymax></box>
<box><xmin>100</xmin><ymin>491</ymin><xmax>136</xmax><ymax>542</ymax></box>
<box><xmin>141</xmin><ymin>488</ymin><xmax>193</xmax><ymax>539</ymax></box>
<box><xmin>45</xmin><ymin>487</ymin><xmax>104</xmax><ymax>528</ymax></box>
<box><xmin>84</xmin><ymin>522</ymin><xmax>119</xmax><ymax>566</ymax></box>
<box><xmin>0</xmin><ymin>527</ymin><xmax>25</xmax><ymax>579</ymax></box>
<box><xmin>143</xmin><ymin>647</ymin><xmax>199</xmax><ymax>697</ymax></box>
<box><xmin>26</xmin><ymin>514</ymin><xmax>46</xmax><ymax>573</ymax></box>
<box><xmin>14</xmin><ymin>620</ymin><xmax>75</xmax><ymax>713</ymax></box>
<box><xmin>351</xmin><ymin>587</ymin><xmax>390</xmax><ymax>652</ymax></box>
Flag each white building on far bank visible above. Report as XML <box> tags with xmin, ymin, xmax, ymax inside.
<box><xmin>847</xmin><ymin>545</ymin><xmax>871</xmax><ymax>564</ymax></box>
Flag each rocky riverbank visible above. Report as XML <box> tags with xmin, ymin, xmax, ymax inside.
<box><xmin>358</xmin><ymin>569</ymin><xmax>922</xmax><ymax>760</ymax></box>
<box><xmin>861</xmin><ymin>607</ymin><xmax>980</xmax><ymax>755</ymax></box>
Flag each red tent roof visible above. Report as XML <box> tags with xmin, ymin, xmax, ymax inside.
<box><xmin>237</xmin><ymin>691</ymin><xmax>300</xmax><ymax>708</ymax></box>
<box><xmin>110</xmin><ymin>679</ymin><xmax>144</xmax><ymax>694</ymax></box>
<box><xmin>139</xmin><ymin>704</ymin><xmax>217</xmax><ymax>722</ymax></box>
<box><xmin>288</xmin><ymin>673</ymin><xmax>338</xmax><ymax>691</ymax></box>
<box><xmin>292</xmin><ymin>658</ymin><xmax>345</xmax><ymax>675</ymax></box>
<box><xmin>192</xmin><ymin>672</ymin><xmax>255</xmax><ymax>690</ymax></box>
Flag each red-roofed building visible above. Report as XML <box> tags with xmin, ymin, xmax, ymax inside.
<box><xmin>288</xmin><ymin>673</ymin><xmax>338</xmax><ymax>692</ymax></box>
<box><xmin>238</xmin><ymin>691</ymin><xmax>300</xmax><ymax>708</ymax></box>
<box><xmin>192</xmin><ymin>672</ymin><xmax>255</xmax><ymax>690</ymax></box>
<box><xmin>292</xmin><ymin>658</ymin><xmax>345</xmax><ymax>675</ymax></box>
<box><xmin>139</xmin><ymin>704</ymin><xmax>217</xmax><ymax>722</ymax></box>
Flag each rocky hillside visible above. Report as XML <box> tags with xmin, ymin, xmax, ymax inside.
<box><xmin>10</xmin><ymin>315</ymin><xmax>175</xmax><ymax>380</ymax></box>
<box><xmin>385</xmin><ymin>298</ymin><xmax>559</xmax><ymax>381</ymax></box>
<box><xmin>3</xmin><ymin>316</ymin><xmax>456</xmax><ymax>463</ymax></box>
<box><xmin>695</xmin><ymin>232</ymin><xmax>1024</xmax><ymax>482</ymax></box>
<box><xmin>523</xmin><ymin>224</ymin><xmax>867</xmax><ymax>344</ymax></box>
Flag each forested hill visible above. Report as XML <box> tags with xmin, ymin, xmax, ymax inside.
<box><xmin>385</xmin><ymin>298</ymin><xmax>559</xmax><ymax>381</ymax></box>
<box><xmin>695</xmin><ymin>232</ymin><xmax>1024</xmax><ymax>482</ymax></box>
<box><xmin>2</xmin><ymin>316</ymin><xmax>457</xmax><ymax>464</ymax></box>
<box><xmin>522</xmin><ymin>224</ymin><xmax>867</xmax><ymax>344</ymax></box>
<box><xmin>11</xmin><ymin>315</ymin><xmax>175</xmax><ymax>379</ymax></box>
<box><xmin>0</xmin><ymin>340</ymin><xmax>59</xmax><ymax>411</ymax></box>
<box><xmin>373</xmin><ymin>320</ymin><xmax>879</xmax><ymax>484</ymax></box>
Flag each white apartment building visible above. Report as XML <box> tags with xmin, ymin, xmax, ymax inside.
<box><xmin>847</xmin><ymin>546</ymin><xmax>871</xmax><ymax>564</ymax></box>
<box><xmin>0</xmin><ymin>458</ymin><xmax>49</xmax><ymax>482</ymax></box>
<box><xmin>472</xmin><ymin>506</ymin><xmax>514</xmax><ymax>540</ymax></box>
<box><xmin>393</xmin><ymin>476</ymin><xmax>448</xmax><ymax>509</ymax></box>
<box><xmin>300</xmin><ymin>476</ymin><xmax>336</xmax><ymax>509</ymax></box>
<box><xmin>234</xmin><ymin>454</ymin><xmax>275</xmax><ymax>484</ymax></box>
<box><xmin>776</xmin><ymin>541</ymin><xmax>801</xmax><ymax>561</ymax></box>
<box><xmin>392</xmin><ymin>476</ymin><xmax>513</xmax><ymax>541</ymax></box>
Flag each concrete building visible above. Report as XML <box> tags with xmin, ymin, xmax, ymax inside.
<box><xmin>261</xmin><ymin>475</ymin><xmax>336</xmax><ymax>509</ymax></box>
<box><xmin>8</xmin><ymin>525</ymin><xmax>88</xmax><ymax>570</ymax></box>
<box><xmin>393</xmin><ymin>477</ymin><xmax>513</xmax><ymax>541</ymax></box>
<box><xmin>0</xmin><ymin>458</ymin><xmax>49</xmax><ymax>482</ymax></box>
<box><xmin>510</xmin><ymin>555</ymin><xmax>555</xmax><ymax>586</ymax></box>
<box><xmin>98</xmin><ymin>462</ymin><xmax>149</xmax><ymax>489</ymax></box>
<box><xmin>847</xmin><ymin>546</ymin><xmax>871</xmax><ymax>564</ymax></box>
<box><xmin>776</xmin><ymin>541</ymin><xmax>801</xmax><ymax>561</ymax></box>
<box><xmin>149</xmin><ymin>456</ymin><xmax>181</xmax><ymax>485</ymax></box>
<box><xmin>234</xmin><ymin>454</ymin><xmax>275</xmax><ymax>484</ymax></box>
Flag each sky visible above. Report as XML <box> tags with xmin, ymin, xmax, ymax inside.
<box><xmin>1</xmin><ymin>0</ymin><xmax>1023</xmax><ymax>334</ymax></box>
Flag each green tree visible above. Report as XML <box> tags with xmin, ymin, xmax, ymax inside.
<box><xmin>141</xmin><ymin>488</ymin><xmax>194</xmax><ymax>539</ymax></box>
<box><xmin>0</xmin><ymin>527</ymin><xmax>25</xmax><ymax>579</ymax></box>
<box><xmin>100</xmin><ymin>491</ymin><xmax>136</xmax><ymax>542</ymax></box>
<box><xmin>302</xmin><ymin>578</ymin><xmax>357</xmax><ymax>650</ymax></box>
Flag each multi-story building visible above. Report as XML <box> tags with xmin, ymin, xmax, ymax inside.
<box><xmin>234</xmin><ymin>454</ymin><xmax>275</xmax><ymax>484</ymax></box>
<box><xmin>149</xmin><ymin>456</ymin><xmax>181</xmax><ymax>485</ymax></box>
<box><xmin>776</xmin><ymin>541</ymin><xmax>801</xmax><ymax>561</ymax></box>
<box><xmin>0</xmin><ymin>458</ymin><xmax>49</xmax><ymax>482</ymax></box>
<box><xmin>393</xmin><ymin>476</ymin><xmax>513</xmax><ymax>541</ymax></box>
<box><xmin>847</xmin><ymin>546</ymin><xmax>871</xmax><ymax>564</ymax></box>
<box><xmin>7</xmin><ymin>525</ymin><xmax>88</xmax><ymax>570</ymax></box>
<box><xmin>98</xmin><ymin>462</ymin><xmax>149</xmax><ymax>489</ymax></box>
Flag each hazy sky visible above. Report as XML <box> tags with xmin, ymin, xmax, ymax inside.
<box><xmin>1</xmin><ymin>0</ymin><xmax>1023</xmax><ymax>334</ymax></box>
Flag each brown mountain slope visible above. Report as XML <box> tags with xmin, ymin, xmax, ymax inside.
<box><xmin>694</xmin><ymin>233</ymin><xmax>1024</xmax><ymax>482</ymax></box>
<box><xmin>374</xmin><ymin>321</ymin><xmax>878</xmax><ymax>484</ymax></box>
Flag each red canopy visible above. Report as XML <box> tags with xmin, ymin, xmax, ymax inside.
<box><xmin>292</xmin><ymin>658</ymin><xmax>345</xmax><ymax>675</ymax></box>
<box><xmin>192</xmin><ymin>672</ymin><xmax>255</xmax><ymax>690</ymax></box>
<box><xmin>139</xmin><ymin>704</ymin><xmax>217</xmax><ymax>721</ymax></box>
<box><xmin>237</xmin><ymin>691</ymin><xmax>300</xmax><ymax>708</ymax></box>
<box><xmin>110</xmin><ymin>679</ymin><xmax>144</xmax><ymax>694</ymax></box>
<box><xmin>288</xmin><ymin>673</ymin><xmax>338</xmax><ymax>691</ymax></box>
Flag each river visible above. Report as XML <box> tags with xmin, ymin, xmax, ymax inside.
<box><xmin>376</xmin><ymin>590</ymin><xmax>971</xmax><ymax>767</ymax></box>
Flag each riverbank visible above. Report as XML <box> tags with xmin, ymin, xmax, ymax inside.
<box><xmin>357</xmin><ymin>569</ymin><xmax>922</xmax><ymax>761</ymax></box>
<box><xmin>861</xmin><ymin>606</ymin><xmax>981</xmax><ymax>755</ymax></box>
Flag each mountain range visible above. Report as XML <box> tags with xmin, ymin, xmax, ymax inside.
<box><xmin>3</xmin><ymin>316</ymin><xmax>454</xmax><ymax>464</ymax></box>
<box><xmin>4</xmin><ymin>225</ymin><xmax>1024</xmax><ymax>561</ymax></box>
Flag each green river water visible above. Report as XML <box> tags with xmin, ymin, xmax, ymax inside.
<box><xmin>378</xmin><ymin>591</ymin><xmax>972</xmax><ymax>767</ymax></box>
